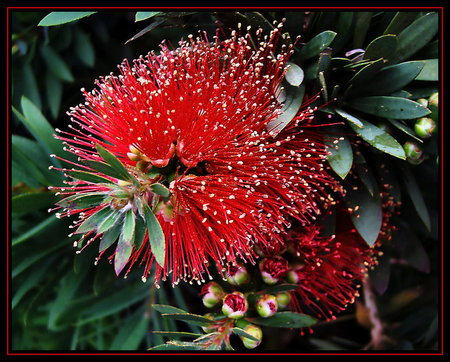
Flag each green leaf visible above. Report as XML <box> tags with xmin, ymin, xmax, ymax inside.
<box><xmin>40</xmin><ymin>45</ymin><xmax>74</xmax><ymax>82</ymax></box>
<box><xmin>74</xmin><ymin>29</ymin><xmax>95</xmax><ymax>67</ymax></box>
<box><xmin>400</xmin><ymin>164</ymin><xmax>431</xmax><ymax>230</ymax></box>
<box><xmin>348</xmin><ymin>61</ymin><xmax>425</xmax><ymax>97</ymax></box>
<box><xmin>57</xmin><ymin>192</ymin><xmax>106</xmax><ymax>209</ymax></box>
<box><xmin>353</xmin><ymin>12</ymin><xmax>372</xmax><ymax>49</ymax></box>
<box><xmin>109</xmin><ymin>306</ymin><xmax>149</xmax><ymax>350</ymax></box>
<box><xmin>12</xmin><ymin>192</ymin><xmax>56</xmax><ymax>215</ymax></box>
<box><xmin>45</xmin><ymin>71</ymin><xmax>63</xmax><ymax>119</ymax></box>
<box><xmin>143</xmin><ymin>202</ymin><xmax>166</xmax><ymax>268</ymax></box>
<box><xmin>415</xmin><ymin>59</ymin><xmax>438</xmax><ymax>81</ymax></box>
<box><xmin>261</xmin><ymin>284</ymin><xmax>299</xmax><ymax>294</ymax></box>
<box><xmin>345</xmin><ymin>112</ymin><xmax>406</xmax><ymax>159</ymax></box>
<box><xmin>135</xmin><ymin>11</ymin><xmax>161</xmax><ymax>22</ymax></box>
<box><xmin>81</xmin><ymin>159</ymin><xmax>127</xmax><ymax>180</ymax></box>
<box><xmin>344</xmin><ymin>182</ymin><xmax>382</xmax><ymax>246</ymax></box>
<box><xmin>347</xmin><ymin>96</ymin><xmax>430</xmax><ymax>120</ymax></box>
<box><xmin>99</xmin><ymin>222</ymin><xmax>122</xmax><ymax>253</ymax></box>
<box><xmin>386</xmin><ymin>118</ymin><xmax>423</xmax><ymax>142</ymax></box>
<box><xmin>383</xmin><ymin>11</ymin><xmax>419</xmax><ymax>35</ymax></box>
<box><xmin>335</xmin><ymin>108</ymin><xmax>363</xmax><ymax>128</ymax></box>
<box><xmin>152</xmin><ymin>331</ymin><xmax>202</xmax><ymax>339</ymax></box>
<box><xmin>114</xmin><ymin>228</ymin><xmax>134</xmax><ymax>276</ymax></box>
<box><xmin>161</xmin><ymin>313</ymin><xmax>217</xmax><ymax>326</ymax></box>
<box><xmin>250</xmin><ymin>312</ymin><xmax>317</xmax><ymax>328</ymax></box>
<box><xmin>150</xmin><ymin>183</ymin><xmax>170</xmax><ymax>197</ymax></box>
<box><xmin>363</xmin><ymin>35</ymin><xmax>398</xmax><ymax>61</ymax></box>
<box><xmin>22</xmin><ymin>62</ymin><xmax>41</xmax><ymax>109</ymax></box>
<box><xmin>152</xmin><ymin>304</ymin><xmax>188</xmax><ymax>315</ymax></box>
<box><xmin>232</xmin><ymin>327</ymin><xmax>260</xmax><ymax>342</ymax></box>
<box><xmin>66</xmin><ymin>170</ymin><xmax>115</xmax><ymax>184</ymax></box>
<box><xmin>11</xmin><ymin>215</ymin><xmax>59</xmax><ymax>247</ymax></box>
<box><xmin>38</xmin><ymin>11</ymin><xmax>97</xmax><ymax>26</ymax></box>
<box><xmin>133</xmin><ymin>215</ymin><xmax>147</xmax><ymax>251</ymax></box>
<box><xmin>285</xmin><ymin>62</ymin><xmax>304</xmax><ymax>86</ymax></box>
<box><xmin>389</xmin><ymin>12</ymin><xmax>439</xmax><ymax>64</ymax></box>
<box><xmin>95</xmin><ymin>144</ymin><xmax>136</xmax><ymax>184</ymax></box>
<box><xmin>121</xmin><ymin>209</ymin><xmax>136</xmax><ymax>246</ymax></box>
<box><xmin>97</xmin><ymin>210</ymin><xmax>122</xmax><ymax>234</ymax></box>
<box><xmin>267</xmin><ymin>84</ymin><xmax>305</xmax><ymax>136</ymax></box>
<box><xmin>299</xmin><ymin>31</ymin><xmax>336</xmax><ymax>61</ymax></box>
<box><xmin>325</xmin><ymin>131</ymin><xmax>353</xmax><ymax>179</ymax></box>
<box><xmin>75</xmin><ymin>207</ymin><xmax>112</xmax><ymax>234</ymax></box>
<box><xmin>348</xmin><ymin>58</ymin><xmax>387</xmax><ymax>87</ymax></box>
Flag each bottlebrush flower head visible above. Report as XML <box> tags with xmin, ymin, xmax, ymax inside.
<box><xmin>50</xmin><ymin>22</ymin><xmax>338</xmax><ymax>287</ymax></box>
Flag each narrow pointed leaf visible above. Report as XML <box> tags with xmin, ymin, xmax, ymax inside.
<box><xmin>335</xmin><ymin>108</ymin><xmax>363</xmax><ymax>128</ymax></box>
<box><xmin>363</xmin><ymin>35</ymin><xmax>398</xmax><ymax>61</ymax></box>
<box><xmin>152</xmin><ymin>304</ymin><xmax>188</xmax><ymax>315</ymax></box>
<box><xmin>99</xmin><ymin>222</ymin><xmax>122</xmax><ymax>252</ymax></box>
<box><xmin>66</xmin><ymin>170</ymin><xmax>115</xmax><ymax>184</ymax></box>
<box><xmin>250</xmin><ymin>312</ymin><xmax>317</xmax><ymax>328</ymax></box>
<box><xmin>114</xmin><ymin>229</ymin><xmax>134</xmax><ymax>276</ymax></box>
<box><xmin>38</xmin><ymin>11</ymin><xmax>97</xmax><ymax>26</ymax></box>
<box><xmin>97</xmin><ymin>211</ymin><xmax>122</xmax><ymax>234</ymax></box>
<box><xmin>82</xmin><ymin>159</ymin><xmax>127</xmax><ymax>180</ymax></box>
<box><xmin>299</xmin><ymin>31</ymin><xmax>337</xmax><ymax>61</ymax></box>
<box><xmin>150</xmin><ymin>183</ymin><xmax>170</xmax><ymax>197</ymax></box>
<box><xmin>135</xmin><ymin>11</ymin><xmax>161</xmax><ymax>22</ymax></box>
<box><xmin>232</xmin><ymin>328</ymin><xmax>260</xmax><ymax>342</ymax></box>
<box><xmin>75</xmin><ymin>207</ymin><xmax>112</xmax><ymax>234</ymax></box>
<box><xmin>95</xmin><ymin>144</ymin><xmax>133</xmax><ymax>182</ymax></box>
<box><xmin>143</xmin><ymin>202</ymin><xmax>166</xmax><ymax>268</ymax></box>
<box><xmin>122</xmin><ymin>209</ymin><xmax>136</xmax><ymax>246</ymax></box>
<box><xmin>57</xmin><ymin>192</ymin><xmax>106</xmax><ymax>209</ymax></box>
<box><xmin>161</xmin><ymin>313</ymin><xmax>217</xmax><ymax>326</ymax></box>
<box><xmin>347</xmin><ymin>96</ymin><xmax>430</xmax><ymax>120</ymax></box>
<box><xmin>346</xmin><ymin>113</ymin><xmax>406</xmax><ymax>159</ymax></box>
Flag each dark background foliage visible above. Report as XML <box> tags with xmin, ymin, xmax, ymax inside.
<box><xmin>9</xmin><ymin>9</ymin><xmax>441</xmax><ymax>352</ymax></box>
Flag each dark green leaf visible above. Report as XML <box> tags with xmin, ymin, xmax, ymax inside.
<box><xmin>82</xmin><ymin>159</ymin><xmax>127</xmax><ymax>181</ymax></box>
<box><xmin>363</xmin><ymin>35</ymin><xmax>398</xmax><ymax>61</ymax></box>
<box><xmin>133</xmin><ymin>215</ymin><xmax>147</xmax><ymax>251</ymax></box>
<box><xmin>45</xmin><ymin>71</ymin><xmax>63</xmax><ymax>119</ymax></box>
<box><xmin>345</xmin><ymin>182</ymin><xmax>382</xmax><ymax>246</ymax></box>
<box><xmin>386</xmin><ymin>118</ymin><xmax>423</xmax><ymax>142</ymax></box>
<box><xmin>97</xmin><ymin>211</ymin><xmax>122</xmax><ymax>234</ymax></box>
<box><xmin>75</xmin><ymin>207</ymin><xmax>112</xmax><ymax>234</ymax></box>
<box><xmin>74</xmin><ymin>29</ymin><xmax>95</xmax><ymax>67</ymax></box>
<box><xmin>262</xmin><ymin>284</ymin><xmax>299</xmax><ymax>294</ymax></box>
<box><xmin>22</xmin><ymin>62</ymin><xmax>41</xmax><ymax>109</ymax></box>
<box><xmin>325</xmin><ymin>131</ymin><xmax>353</xmax><ymax>179</ymax></box>
<box><xmin>95</xmin><ymin>144</ymin><xmax>134</xmax><ymax>182</ymax></box>
<box><xmin>11</xmin><ymin>215</ymin><xmax>59</xmax><ymax>247</ymax></box>
<box><xmin>152</xmin><ymin>331</ymin><xmax>202</xmax><ymax>339</ymax></box>
<box><xmin>149</xmin><ymin>342</ymin><xmax>204</xmax><ymax>351</ymax></box>
<box><xmin>347</xmin><ymin>96</ymin><xmax>430</xmax><ymax>120</ymax></box>
<box><xmin>99</xmin><ymin>222</ymin><xmax>122</xmax><ymax>252</ymax></box>
<box><xmin>125</xmin><ymin>18</ymin><xmax>166</xmax><ymax>44</ymax></box>
<box><xmin>57</xmin><ymin>192</ymin><xmax>106</xmax><ymax>209</ymax></box>
<box><xmin>150</xmin><ymin>183</ymin><xmax>170</xmax><ymax>197</ymax></box>
<box><xmin>389</xmin><ymin>12</ymin><xmax>439</xmax><ymax>64</ymax></box>
<box><xmin>299</xmin><ymin>31</ymin><xmax>336</xmax><ymax>61</ymax></box>
<box><xmin>348</xmin><ymin>58</ymin><xmax>387</xmax><ymax>87</ymax></box>
<box><xmin>66</xmin><ymin>170</ymin><xmax>115</xmax><ymax>184</ymax></box>
<box><xmin>415</xmin><ymin>59</ymin><xmax>438</xmax><ymax>81</ymax></box>
<box><xmin>12</xmin><ymin>192</ymin><xmax>55</xmax><ymax>215</ymax></box>
<box><xmin>161</xmin><ymin>313</ymin><xmax>217</xmax><ymax>326</ymax></box>
<box><xmin>251</xmin><ymin>312</ymin><xmax>317</xmax><ymax>328</ymax></box>
<box><xmin>348</xmin><ymin>61</ymin><xmax>425</xmax><ymax>97</ymax></box>
<box><xmin>383</xmin><ymin>11</ymin><xmax>419</xmax><ymax>35</ymax></box>
<box><xmin>109</xmin><ymin>307</ymin><xmax>149</xmax><ymax>350</ymax></box>
<box><xmin>38</xmin><ymin>11</ymin><xmax>97</xmax><ymax>26</ymax></box>
<box><xmin>40</xmin><ymin>45</ymin><xmax>74</xmax><ymax>82</ymax></box>
<box><xmin>232</xmin><ymin>327</ymin><xmax>260</xmax><ymax>342</ymax></box>
<box><xmin>353</xmin><ymin>12</ymin><xmax>372</xmax><ymax>49</ymax></box>
<box><xmin>143</xmin><ymin>202</ymin><xmax>166</xmax><ymax>268</ymax></box>
<box><xmin>346</xmin><ymin>112</ymin><xmax>406</xmax><ymax>159</ymax></box>
<box><xmin>152</xmin><ymin>304</ymin><xmax>188</xmax><ymax>315</ymax></box>
<box><xmin>114</xmin><ymin>229</ymin><xmax>134</xmax><ymax>276</ymax></box>
<box><xmin>400</xmin><ymin>164</ymin><xmax>431</xmax><ymax>230</ymax></box>
<box><xmin>267</xmin><ymin>84</ymin><xmax>305</xmax><ymax>136</ymax></box>
<box><xmin>335</xmin><ymin>108</ymin><xmax>363</xmax><ymax>128</ymax></box>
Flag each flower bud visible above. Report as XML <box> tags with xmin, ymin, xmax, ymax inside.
<box><xmin>416</xmin><ymin>98</ymin><xmax>428</xmax><ymax>108</ymax></box>
<box><xmin>259</xmin><ymin>256</ymin><xmax>289</xmax><ymax>285</ymax></box>
<box><xmin>428</xmin><ymin>92</ymin><xmax>438</xmax><ymax>122</ymax></box>
<box><xmin>240</xmin><ymin>324</ymin><xmax>263</xmax><ymax>349</ymax></box>
<box><xmin>276</xmin><ymin>291</ymin><xmax>291</xmax><ymax>309</ymax></box>
<box><xmin>255</xmin><ymin>294</ymin><xmax>278</xmax><ymax>318</ymax></box>
<box><xmin>414</xmin><ymin>117</ymin><xmax>437</xmax><ymax>139</ymax></box>
<box><xmin>226</xmin><ymin>264</ymin><xmax>249</xmax><ymax>286</ymax></box>
<box><xmin>222</xmin><ymin>292</ymin><xmax>248</xmax><ymax>319</ymax></box>
<box><xmin>201</xmin><ymin>282</ymin><xmax>224</xmax><ymax>308</ymax></box>
<box><xmin>403</xmin><ymin>141</ymin><xmax>424</xmax><ymax>165</ymax></box>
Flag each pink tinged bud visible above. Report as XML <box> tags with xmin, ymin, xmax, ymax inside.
<box><xmin>259</xmin><ymin>256</ymin><xmax>289</xmax><ymax>285</ymax></box>
<box><xmin>414</xmin><ymin>117</ymin><xmax>436</xmax><ymax>138</ymax></box>
<box><xmin>255</xmin><ymin>294</ymin><xmax>278</xmax><ymax>318</ymax></box>
<box><xmin>226</xmin><ymin>264</ymin><xmax>249</xmax><ymax>285</ymax></box>
<box><xmin>201</xmin><ymin>282</ymin><xmax>224</xmax><ymax>308</ymax></box>
<box><xmin>403</xmin><ymin>141</ymin><xmax>424</xmax><ymax>165</ymax></box>
<box><xmin>241</xmin><ymin>324</ymin><xmax>263</xmax><ymax>349</ymax></box>
<box><xmin>221</xmin><ymin>292</ymin><xmax>248</xmax><ymax>319</ymax></box>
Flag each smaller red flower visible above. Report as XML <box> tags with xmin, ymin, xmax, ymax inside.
<box><xmin>259</xmin><ymin>256</ymin><xmax>289</xmax><ymax>285</ymax></box>
<box><xmin>222</xmin><ymin>292</ymin><xmax>248</xmax><ymax>319</ymax></box>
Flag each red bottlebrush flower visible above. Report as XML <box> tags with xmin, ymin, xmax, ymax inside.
<box><xmin>286</xmin><ymin>218</ymin><xmax>377</xmax><ymax>323</ymax></box>
<box><xmin>51</xmin><ymin>23</ymin><xmax>337</xmax><ymax>286</ymax></box>
<box><xmin>259</xmin><ymin>256</ymin><xmax>289</xmax><ymax>285</ymax></box>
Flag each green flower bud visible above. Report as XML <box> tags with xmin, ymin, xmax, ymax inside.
<box><xmin>416</xmin><ymin>98</ymin><xmax>428</xmax><ymax>107</ymax></box>
<box><xmin>226</xmin><ymin>264</ymin><xmax>249</xmax><ymax>286</ymax></box>
<box><xmin>201</xmin><ymin>282</ymin><xmax>224</xmax><ymax>308</ymax></box>
<box><xmin>414</xmin><ymin>117</ymin><xmax>437</xmax><ymax>139</ymax></box>
<box><xmin>403</xmin><ymin>141</ymin><xmax>424</xmax><ymax>165</ymax></box>
<box><xmin>428</xmin><ymin>92</ymin><xmax>438</xmax><ymax>122</ymax></box>
<box><xmin>240</xmin><ymin>324</ymin><xmax>263</xmax><ymax>349</ymax></box>
<box><xmin>276</xmin><ymin>291</ymin><xmax>291</xmax><ymax>309</ymax></box>
<box><xmin>255</xmin><ymin>294</ymin><xmax>278</xmax><ymax>318</ymax></box>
